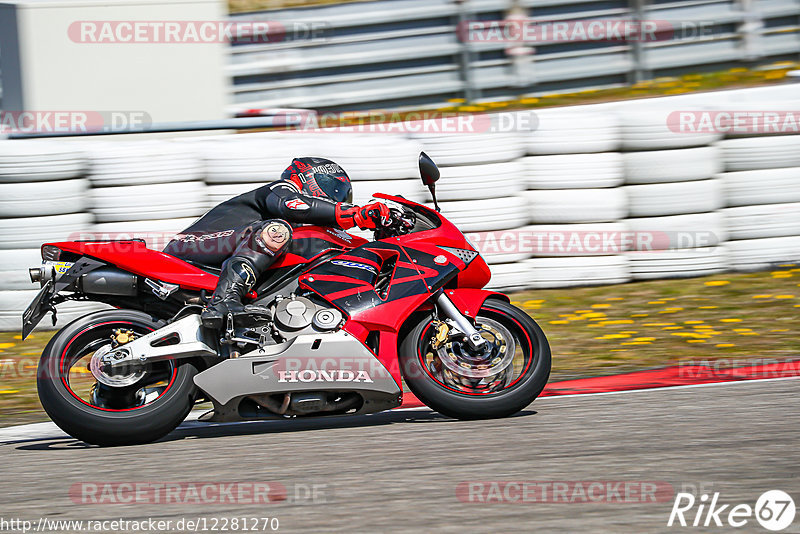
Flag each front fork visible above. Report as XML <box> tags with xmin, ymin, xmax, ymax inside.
<box><xmin>435</xmin><ymin>293</ymin><xmax>487</xmax><ymax>351</ymax></box>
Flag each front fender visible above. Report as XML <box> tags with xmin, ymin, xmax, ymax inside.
<box><xmin>442</xmin><ymin>288</ymin><xmax>510</xmax><ymax>319</ymax></box>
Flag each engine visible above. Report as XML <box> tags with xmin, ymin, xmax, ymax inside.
<box><xmin>270</xmin><ymin>295</ymin><xmax>344</xmax><ymax>339</ymax></box>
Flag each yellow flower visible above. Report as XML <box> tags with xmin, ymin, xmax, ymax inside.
<box><xmin>0</xmin><ymin>343</ymin><xmax>15</xmax><ymax>349</ymax></box>
<box><xmin>549</xmin><ymin>320</ymin><xmax>569</xmax><ymax>325</ymax></box>
<box><xmin>705</xmin><ymin>281</ymin><xmax>729</xmax><ymax>286</ymax></box>
<box><xmin>752</xmin><ymin>295</ymin><xmax>772</xmax><ymax>299</ymax></box>
<box><xmin>775</xmin><ymin>295</ymin><xmax>795</xmax><ymax>299</ymax></box>
<box><xmin>720</xmin><ymin>318</ymin><xmax>742</xmax><ymax>323</ymax></box>
<box><xmin>716</xmin><ymin>344</ymin><xmax>735</xmax><ymax>348</ymax></box>
<box><xmin>592</xmin><ymin>304</ymin><xmax>611</xmax><ymax>309</ymax></box>
<box><xmin>699</xmin><ymin>306</ymin><xmax>718</xmax><ymax>309</ymax></box>
<box><xmin>648</xmin><ymin>301</ymin><xmax>666</xmax><ymax>304</ymax></box>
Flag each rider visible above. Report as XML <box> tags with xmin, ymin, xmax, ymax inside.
<box><xmin>163</xmin><ymin>157</ymin><xmax>391</xmax><ymax>329</ymax></box>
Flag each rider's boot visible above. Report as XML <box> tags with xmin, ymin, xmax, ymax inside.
<box><xmin>201</xmin><ymin>220</ymin><xmax>292</xmax><ymax>330</ymax></box>
<box><xmin>201</xmin><ymin>257</ymin><xmax>266</xmax><ymax>330</ymax></box>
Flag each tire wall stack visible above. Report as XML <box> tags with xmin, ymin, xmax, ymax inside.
<box><xmin>0</xmin><ymin>142</ymin><xmax>100</xmax><ymax>330</ymax></box>
<box><xmin>714</xmin><ymin>102</ymin><xmax>800</xmax><ymax>271</ymax></box>
<box><xmin>1</xmin><ymin>87</ymin><xmax>800</xmax><ymax>331</ymax></box>
<box><xmin>618</xmin><ymin>108</ymin><xmax>729</xmax><ymax>281</ymax></box>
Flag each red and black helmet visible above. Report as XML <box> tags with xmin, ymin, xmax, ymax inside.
<box><xmin>281</xmin><ymin>157</ymin><xmax>353</xmax><ymax>204</ymax></box>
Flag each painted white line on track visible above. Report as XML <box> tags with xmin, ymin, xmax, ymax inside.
<box><xmin>1</xmin><ymin>376</ymin><xmax>796</xmax><ymax>442</ymax></box>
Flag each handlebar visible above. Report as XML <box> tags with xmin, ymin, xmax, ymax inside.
<box><xmin>373</xmin><ymin>206</ymin><xmax>416</xmax><ymax>240</ymax></box>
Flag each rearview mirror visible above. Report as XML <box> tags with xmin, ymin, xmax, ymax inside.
<box><xmin>419</xmin><ymin>152</ymin><xmax>441</xmax><ymax>212</ymax></box>
<box><xmin>419</xmin><ymin>152</ymin><xmax>440</xmax><ymax>186</ymax></box>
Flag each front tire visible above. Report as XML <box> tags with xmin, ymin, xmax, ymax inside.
<box><xmin>37</xmin><ymin>310</ymin><xmax>199</xmax><ymax>446</ymax></box>
<box><xmin>400</xmin><ymin>299</ymin><xmax>551</xmax><ymax>419</ymax></box>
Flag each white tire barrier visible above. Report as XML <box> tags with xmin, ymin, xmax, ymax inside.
<box><xmin>523</xmin><ymin>153</ymin><xmax>624</xmax><ymax>189</ymax></box>
<box><xmin>0</xmin><ymin>249</ymin><xmax>43</xmax><ymax>290</ymax></box>
<box><xmin>206</xmin><ymin>183</ymin><xmax>260</xmax><ymax>209</ymax></box>
<box><xmin>86</xmin><ymin>142</ymin><xmax>202</xmax><ymax>186</ymax></box>
<box><xmin>432</xmin><ymin>196</ymin><xmax>529</xmax><ymax>232</ymax></box>
<box><xmin>467</xmin><ymin>226</ymin><xmax>533</xmax><ymax>265</ymax></box>
<box><xmin>723</xmin><ymin>203</ymin><xmax>800</xmax><ymax>240</ymax></box>
<box><xmin>202</xmin><ymin>135</ymin><xmax>422</xmax><ymax>182</ymax></box>
<box><xmin>0</xmin><ymin>179</ymin><xmax>90</xmax><ymax>217</ymax></box>
<box><xmin>719</xmin><ymin>168</ymin><xmax>800</xmax><ymax>206</ymax></box>
<box><xmin>0</xmin><ymin>290</ymin><xmax>109</xmax><ymax>331</ymax></box>
<box><xmin>467</xmin><ymin>222</ymin><xmax>631</xmax><ymax>259</ymax></box>
<box><xmin>524</xmin><ymin>188</ymin><xmax>627</xmax><ymax>223</ymax></box>
<box><xmin>716</xmin><ymin>136</ymin><xmax>800</xmax><ymax>171</ymax></box>
<box><xmin>432</xmin><ymin>161</ymin><xmax>525</xmax><ymax>200</ymax></box>
<box><xmin>618</xmin><ymin>108</ymin><xmax>722</xmax><ymax>150</ymax></box>
<box><xmin>486</xmin><ymin>262</ymin><xmax>535</xmax><ymax>292</ymax></box>
<box><xmin>351</xmin><ymin>179</ymin><xmax>426</xmax><ymax>205</ymax></box>
<box><xmin>412</xmin><ymin>133</ymin><xmax>525</xmax><ymax>166</ymax></box>
<box><xmin>0</xmin><ymin>213</ymin><xmax>93</xmax><ymax>249</ymax></box>
<box><xmin>625</xmin><ymin>179</ymin><xmax>723</xmax><ymax>217</ymax></box>
<box><xmin>525</xmin><ymin>256</ymin><xmax>631</xmax><ymax>288</ymax></box>
<box><xmin>527</xmin><ymin>111</ymin><xmax>619</xmax><ymax>154</ymax></box>
<box><xmin>622</xmin><ymin>146</ymin><xmax>722</xmax><ymax>184</ymax></box>
<box><xmin>0</xmin><ymin>141</ymin><xmax>87</xmax><ymax>181</ymax></box>
<box><xmin>318</xmin><ymin>136</ymin><xmax>423</xmax><ymax>180</ymax></box>
<box><xmin>725</xmin><ymin>236</ymin><xmax>800</xmax><ymax>271</ymax></box>
<box><xmin>625</xmin><ymin>246</ymin><xmax>728</xmax><ymax>280</ymax></box>
<box><xmin>624</xmin><ymin>212</ymin><xmax>727</xmax><ymax>250</ymax></box>
<box><xmin>90</xmin><ymin>181</ymin><xmax>208</xmax><ymax>222</ymax></box>
<box><xmin>202</xmin><ymin>138</ymin><xmax>306</xmax><ymax>184</ymax></box>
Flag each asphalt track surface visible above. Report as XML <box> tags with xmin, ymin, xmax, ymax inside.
<box><xmin>0</xmin><ymin>379</ymin><xmax>798</xmax><ymax>533</ymax></box>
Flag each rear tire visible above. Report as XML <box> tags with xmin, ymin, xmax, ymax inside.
<box><xmin>400</xmin><ymin>299</ymin><xmax>550</xmax><ymax>419</ymax></box>
<box><xmin>37</xmin><ymin>310</ymin><xmax>199</xmax><ymax>446</ymax></box>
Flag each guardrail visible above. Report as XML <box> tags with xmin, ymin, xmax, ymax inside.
<box><xmin>227</xmin><ymin>0</ymin><xmax>800</xmax><ymax>112</ymax></box>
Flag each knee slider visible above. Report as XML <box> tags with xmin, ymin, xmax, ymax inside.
<box><xmin>255</xmin><ymin>220</ymin><xmax>292</xmax><ymax>255</ymax></box>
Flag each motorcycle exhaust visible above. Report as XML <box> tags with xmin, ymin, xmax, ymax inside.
<box><xmin>77</xmin><ymin>267</ymin><xmax>138</xmax><ymax>296</ymax></box>
<box><xmin>29</xmin><ymin>264</ymin><xmax>138</xmax><ymax>296</ymax></box>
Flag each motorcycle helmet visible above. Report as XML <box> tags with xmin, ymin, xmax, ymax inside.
<box><xmin>281</xmin><ymin>157</ymin><xmax>353</xmax><ymax>203</ymax></box>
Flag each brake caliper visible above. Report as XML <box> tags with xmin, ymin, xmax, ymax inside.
<box><xmin>111</xmin><ymin>329</ymin><xmax>136</xmax><ymax>348</ymax></box>
<box><xmin>430</xmin><ymin>320</ymin><xmax>450</xmax><ymax>350</ymax></box>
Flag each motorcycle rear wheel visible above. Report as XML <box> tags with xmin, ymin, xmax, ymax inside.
<box><xmin>37</xmin><ymin>310</ymin><xmax>199</xmax><ymax>446</ymax></box>
<box><xmin>400</xmin><ymin>299</ymin><xmax>551</xmax><ymax>419</ymax></box>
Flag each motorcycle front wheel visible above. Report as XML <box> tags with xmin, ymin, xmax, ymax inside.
<box><xmin>37</xmin><ymin>309</ymin><xmax>199</xmax><ymax>446</ymax></box>
<box><xmin>400</xmin><ymin>299</ymin><xmax>551</xmax><ymax>419</ymax></box>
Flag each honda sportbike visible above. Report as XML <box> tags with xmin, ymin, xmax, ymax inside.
<box><xmin>23</xmin><ymin>154</ymin><xmax>551</xmax><ymax>446</ymax></box>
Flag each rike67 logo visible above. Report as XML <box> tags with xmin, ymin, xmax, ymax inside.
<box><xmin>668</xmin><ymin>490</ymin><xmax>796</xmax><ymax>531</ymax></box>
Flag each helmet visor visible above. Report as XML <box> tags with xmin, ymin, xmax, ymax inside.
<box><xmin>313</xmin><ymin>173</ymin><xmax>352</xmax><ymax>203</ymax></box>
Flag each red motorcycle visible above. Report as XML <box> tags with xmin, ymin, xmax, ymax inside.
<box><xmin>25</xmin><ymin>154</ymin><xmax>551</xmax><ymax>446</ymax></box>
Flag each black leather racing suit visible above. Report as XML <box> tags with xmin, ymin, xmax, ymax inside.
<box><xmin>164</xmin><ymin>179</ymin><xmax>340</xmax><ymax>269</ymax></box>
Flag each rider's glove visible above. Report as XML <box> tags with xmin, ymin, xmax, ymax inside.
<box><xmin>335</xmin><ymin>201</ymin><xmax>391</xmax><ymax>230</ymax></box>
